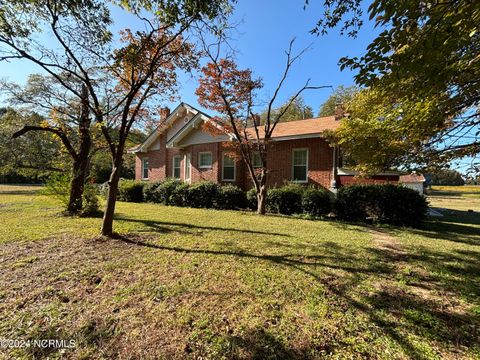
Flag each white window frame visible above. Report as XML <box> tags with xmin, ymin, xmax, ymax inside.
<box><xmin>292</xmin><ymin>148</ymin><xmax>308</xmax><ymax>183</ymax></box>
<box><xmin>184</xmin><ymin>153</ymin><xmax>191</xmax><ymax>183</ymax></box>
<box><xmin>198</xmin><ymin>151</ymin><xmax>213</xmax><ymax>169</ymax></box>
<box><xmin>142</xmin><ymin>158</ymin><xmax>149</xmax><ymax>180</ymax></box>
<box><xmin>172</xmin><ymin>155</ymin><xmax>182</xmax><ymax>179</ymax></box>
<box><xmin>222</xmin><ymin>152</ymin><xmax>236</xmax><ymax>182</ymax></box>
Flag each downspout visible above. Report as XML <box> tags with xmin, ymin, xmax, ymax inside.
<box><xmin>330</xmin><ymin>145</ymin><xmax>338</xmax><ymax>193</ymax></box>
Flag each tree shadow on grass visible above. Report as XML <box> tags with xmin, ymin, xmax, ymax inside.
<box><xmin>109</xmin><ymin>231</ymin><xmax>480</xmax><ymax>359</ymax></box>
<box><xmin>114</xmin><ymin>216</ymin><xmax>291</xmax><ymax>238</ymax></box>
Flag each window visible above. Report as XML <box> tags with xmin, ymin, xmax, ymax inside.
<box><xmin>142</xmin><ymin>158</ymin><xmax>149</xmax><ymax>179</ymax></box>
<box><xmin>292</xmin><ymin>149</ymin><xmax>308</xmax><ymax>182</ymax></box>
<box><xmin>172</xmin><ymin>156</ymin><xmax>181</xmax><ymax>179</ymax></box>
<box><xmin>184</xmin><ymin>153</ymin><xmax>191</xmax><ymax>182</ymax></box>
<box><xmin>198</xmin><ymin>152</ymin><xmax>213</xmax><ymax>169</ymax></box>
<box><xmin>222</xmin><ymin>153</ymin><xmax>235</xmax><ymax>181</ymax></box>
<box><xmin>252</xmin><ymin>152</ymin><xmax>262</xmax><ymax>168</ymax></box>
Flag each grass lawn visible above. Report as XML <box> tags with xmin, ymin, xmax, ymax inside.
<box><xmin>0</xmin><ymin>185</ymin><xmax>479</xmax><ymax>359</ymax></box>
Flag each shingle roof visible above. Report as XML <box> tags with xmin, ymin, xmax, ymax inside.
<box><xmin>399</xmin><ymin>173</ymin><xmax>426</xmax><ymax>183</ymax></box>
<box><xmin>245</xmin><ymin>116</ymin><xmax>339</xmax><ymax>139</ymax></box>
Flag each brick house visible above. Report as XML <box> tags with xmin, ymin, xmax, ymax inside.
<box><xmin>129</xmin><ymin>102</ymin><xmax>399</xmax><ymax>190</ymax></box>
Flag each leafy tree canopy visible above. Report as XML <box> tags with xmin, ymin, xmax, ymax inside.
<box><xmin>318</xmin><ymin>85</ymin><xmax>358</xmax><ymax>117</ymax></box>
<box><xmin>259</xmin><ymin>95</ymin><xmax>314</xmax><ymax>123</ymax></box>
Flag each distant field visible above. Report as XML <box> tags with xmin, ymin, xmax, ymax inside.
<box><xmin>428</xmin><ymin>185</ymin><xmax>480</xmax><ymax>212</ymax></box>
<box><xmin>0</xmin><ymin>185</ymin><xmax>479</xmax><ymax>359</ymax></box>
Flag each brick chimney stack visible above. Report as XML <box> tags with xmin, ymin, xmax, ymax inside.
<box><xmin>334</xmin><ymin>103</ymin><xmax>345</xmax><ymax>121</ymax></box>
<box><xmin>159</xmin><ymin>107</ymin><xmax>171</xmax><ymax>122</ymax></box>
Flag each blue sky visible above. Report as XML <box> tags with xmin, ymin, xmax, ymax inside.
<box><xmin>0</xmin><ymin>0</ymin><xmax>378</xmax><ymax>115</ymax></box>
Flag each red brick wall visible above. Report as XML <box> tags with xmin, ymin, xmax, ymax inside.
<box><xmin>242</xmin><ymin>138</ymin><xmax>334</xmax><ymax>189</ymax></box>
<box><xmin>136</xmin><ymin>137</ymin><xmax>335</xmax><ymax>189</ymax></box>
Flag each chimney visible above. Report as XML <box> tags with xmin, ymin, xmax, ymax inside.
<box><xmin>334</xmin><ymin>103</ymin><xmax>345</xmax><ymax>121</ymax></box>
<box><xmin>159</xmin><ymin>107</ymin><xmax>171</xmax><ymax>122</ymax></box>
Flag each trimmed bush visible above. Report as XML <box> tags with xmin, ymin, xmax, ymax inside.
<box><xmin>143</xmin><ymin>181</ymin><xmax>163</xmax><ymax>203</ymax></box>
<box><xmin>335</xmin><ymin>184</ymin><xmax>428</xmax><ymax>226</ymax></box>
<box><xmin>185</xmin><ymin>181</ymin><xmax>219</xmax><ymax>208</ymax></box>
<box><xmin>375</xmin><ymin>184</ymin><xmax>429</xmax><ymax>226</ymax></box>
<box><xmin>216</xmin><ymin>184</ymin><xmax>247</xmax><ymax>209</ymax></box>
<box><xmin>266</xmin><ymin>184</ymin><xmax>304</xmax><ymax>215</ymax></box>
<box><xmin>118</xmin><ymin>180</ymin><xmax>145</xmax><ymax>202</ymax></box>
<box><xmin>169</xmin><ymin>183</ymin><xmax>189</xmax><ymax>207</ymax></box>
<box><xmin>302</xmin><ymin>186</ymin><xmax>332</xmax><ymax>217</ymax></box>
<box><xmin>155</xmin><ymin>178</ymin><xmax>183</xmax><ymax>205</ymax></box>
<box><xmin>246</xmin><ymin>188</ymin><xmax>258</xmax><ymax>210</ymax></box>
<box><xmin>81</xmin><ymin>183</ymin><xmax>100</xmax><ymax>217</ymax></box>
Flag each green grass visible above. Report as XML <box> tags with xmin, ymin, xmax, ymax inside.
<box><xmin>0</xmin><ymin>185</ymin><xmax>479</xmax><ymax>359</ymax></box>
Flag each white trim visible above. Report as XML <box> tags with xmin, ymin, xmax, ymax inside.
<box><xmin>337</xmin><ymin>167</ymin><xmax>400</xmax><ymax>176</ymax></box>
<box><xmin>271</xmin><ymin>133</ymin><xmax>324</xmax><ymax>142</ymax></box>
<box><xmin>292</xmin><ymin>148</ymin><xmax>309</xmax><ymax>183</ymax></box>
<box><xmin>198</xmin><ymin>151</ymin><xmax>213</xmax><ymax>169</ymax></box>
<box><xmin>141</xmin><ymin>158</ymin><xmax>149</xmax><ymax>180</ymax></box>
<box><xmin>184</xmin><ymin>153</ymin><xmax>191</xmax><ymax>183</ymax></box>
<box><xmin>172</xmin><ymin>155</ymin><xmax>182</xmax><ymax>179</ymax></box>
<box><xmin>221</xmin><ymin>152</ymin><xmax>236</xmax><ymax>182</ymax></box>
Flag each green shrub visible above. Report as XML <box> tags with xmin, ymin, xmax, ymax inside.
<box><xmin>169</xmin><ymin>183</ymin><xmax>189</xmax><ymax>207</ymax></box>
<box><xmin>81</xmin><ymin>183</ymin><xmax>100</xmax><ymax>216</ymax></box>
<box><xmin>335</xmin><ymin>184</ymin><xmax>428</xmax><ymax>226</ymax></box>
<box><xmin>185</xmin><ymin>181</ymin><xmax>219</xmax><ymax>208</ymax></box>
<box><xmin>154</xmin><ymin>178</ymin><xmax>184</xmax><ymax>205</ymax></box>
<box><xmin>266</xmin><ymin>183</ymin><xmax>304</xmax><ymax>215</ymax></box>
<box><xmin>117</xmin><ymin>180</ymin><xmax>145</xmax><ymax>202</ymax></box>
<box><xmin>302</xmin><ymin>186</ymin><xmax>332</xmax><ymax>217</ymax></box>
<box><xmin>42</xmin><ymin>173</ymin><xmax>71</xmax><ymax>208</ymax></box>
<box><xmin>375</xmin><ymin>184</ymin><xmax>429</xmax><ymax>226</ymax></box>
<box><xmin>143</xmin><ymin>181</ymin><xmax>163</xmax><ymax>203</ymax></box>
<box><xmin>246</xmin><ymin>188</ymin><xmax>258</xmax><ymax>210</ymax></box>
<box><xmin>216</xmin><ymin>184</ymin><xmax>247</xmax><ymax>209</ymax></box>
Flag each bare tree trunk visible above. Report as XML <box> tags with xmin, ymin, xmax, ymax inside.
<box><xmin>66</xmin><ymin>85</ymin><xmax>92</xmax><ymax>214</ymax></box>
<box><xmin>256</xmin><ymin>184</ymin><xmax>267</xmax><ymax>215</ymax></box>
<box><xmin>101</xmin><ymin>156</ymin><xmax>122</xmax><ymax>236</ymax></box>
<box><xmin>67</xmin><ymin>157</ymin><xmax>89</xmax><ymax>214</ymax></box>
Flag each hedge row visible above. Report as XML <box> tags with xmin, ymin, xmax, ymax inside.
<box><xmin>335</xmin><ymin>184</ymin><xmax>428</xmax><ymax>226</ymax></box>
<box><xmin>117</xmin><ymin>179</ymin><xmax>428</xmax><ymax>227</ymax></box>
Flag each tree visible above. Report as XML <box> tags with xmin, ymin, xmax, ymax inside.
<box><xmin>1</xmin><ymin>0</ymin><xmax>233</xmax><ymax>235</ymax></box>
<box><xmin>259</xmin><ymin>95</ymin><xmax>314</xmax><ymax>123</ymax></box>
<box><xmin>318</xmin><ymin>85</ymin><xmax>358</xmax><ymax>116</ymax></box>
<box><xmin>309</xmin><ymin>0</ymin><xmax>480</xmax><ymax>173</ymax></box>
<box><xmin>333</xmin><ymin>87</ymin><xmax>446</xmax><ymax>174</ymax></box>
<box><xmin>0</xmin><ymin>0</ymin><xmax>111</xmax><ymax>213</ymax></box>
<box><xmin>0</xmin><ymin>108</ymin><xmax>64</xmax><ymax>181</ymax></box>
<box><xmin>428</xmin><ymin>169</ymin><xmax>465</xmax><ymax>186</ymax></box>
<box><xmin>3</xmin><ymin>75</ymin><xmax>97</xmax><ymax>213</ymax></box>
<box><xmin>196</xmin><ymin>40</ymin><xmax>328</xmax><ymax>214</ymax></box>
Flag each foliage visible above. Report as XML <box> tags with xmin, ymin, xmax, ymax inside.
<box><xmin>143</xmin><ymin>180</ymin><xmax>164</xmax><ymax>203</ymax></box>
<box><xmin>318</xmin><ymin>85</ymin><xmax>358</xmax><ymax>117</ymax></box>
<box><xmin>266</xmin><ymin>183</ymin><xmax>304</xmax><ymax>215</ymax></box>
<box><xmin>246</xmin><ymin>188</ymin><xmax>258</xmax><ymax>210</ymax></box>
<box><xmin>0</xmin><ymin>108</ymin><xmax>64</xmax><ymax>181</ymax></box>
<box><xmin>42</xmin><ymin>173</ymin><xmax>72</xmax><ymax>208</ymax></box>
<box><xmin>334</xmin><ymin>88</ymin><xmax>446</xmax><ymax>174</ymax></box>
<box><xmin>117</xmin><ymin>180</ymin><xmax>145</xmax><ymax>202</ymax></box>
<box><xmin>81</xmin><ymin>183</ymin><xmax>100</xmax><ymax>217</ymax></box>
<box><xmin>259</xmin><ymin>95</ymin><xmax>313</xmax><ymax>123</ymax></box>
<box><xmin>301</xmin><ymin>186</ymin><xmax>332</xmax><ymax>217</ymax></box>
<box><xmin>153</xmin><ymin>178</ymin><xmax>184</xmax><ymax>205</ymax></box>
<box><xmin>428</xmin><ymin>169</ymin><xmax>465</xmax><ymax>186</ymax></box>
<box><xmin>169</xmin><ymin>182</ymin><xmax>189</xmax><ymax>207</ymax></box>
<box><xmin>216</xmin><ymin>184</ymin><xmax>247</xmax><ymax>209</ymax></box>
<box><xmin>335</xmin><ymin>184</ymin><xmax>428</xmax><ymax>226</ymax></box>
<box><xmin>335</xmin><ymin>0</ymin><xmax>479</xmax><ymax>172</ymax></box>
<box><xmin>185</xmin><ymin>181</ymin><xmax>219</xmax><ymax>208</ymax></box>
